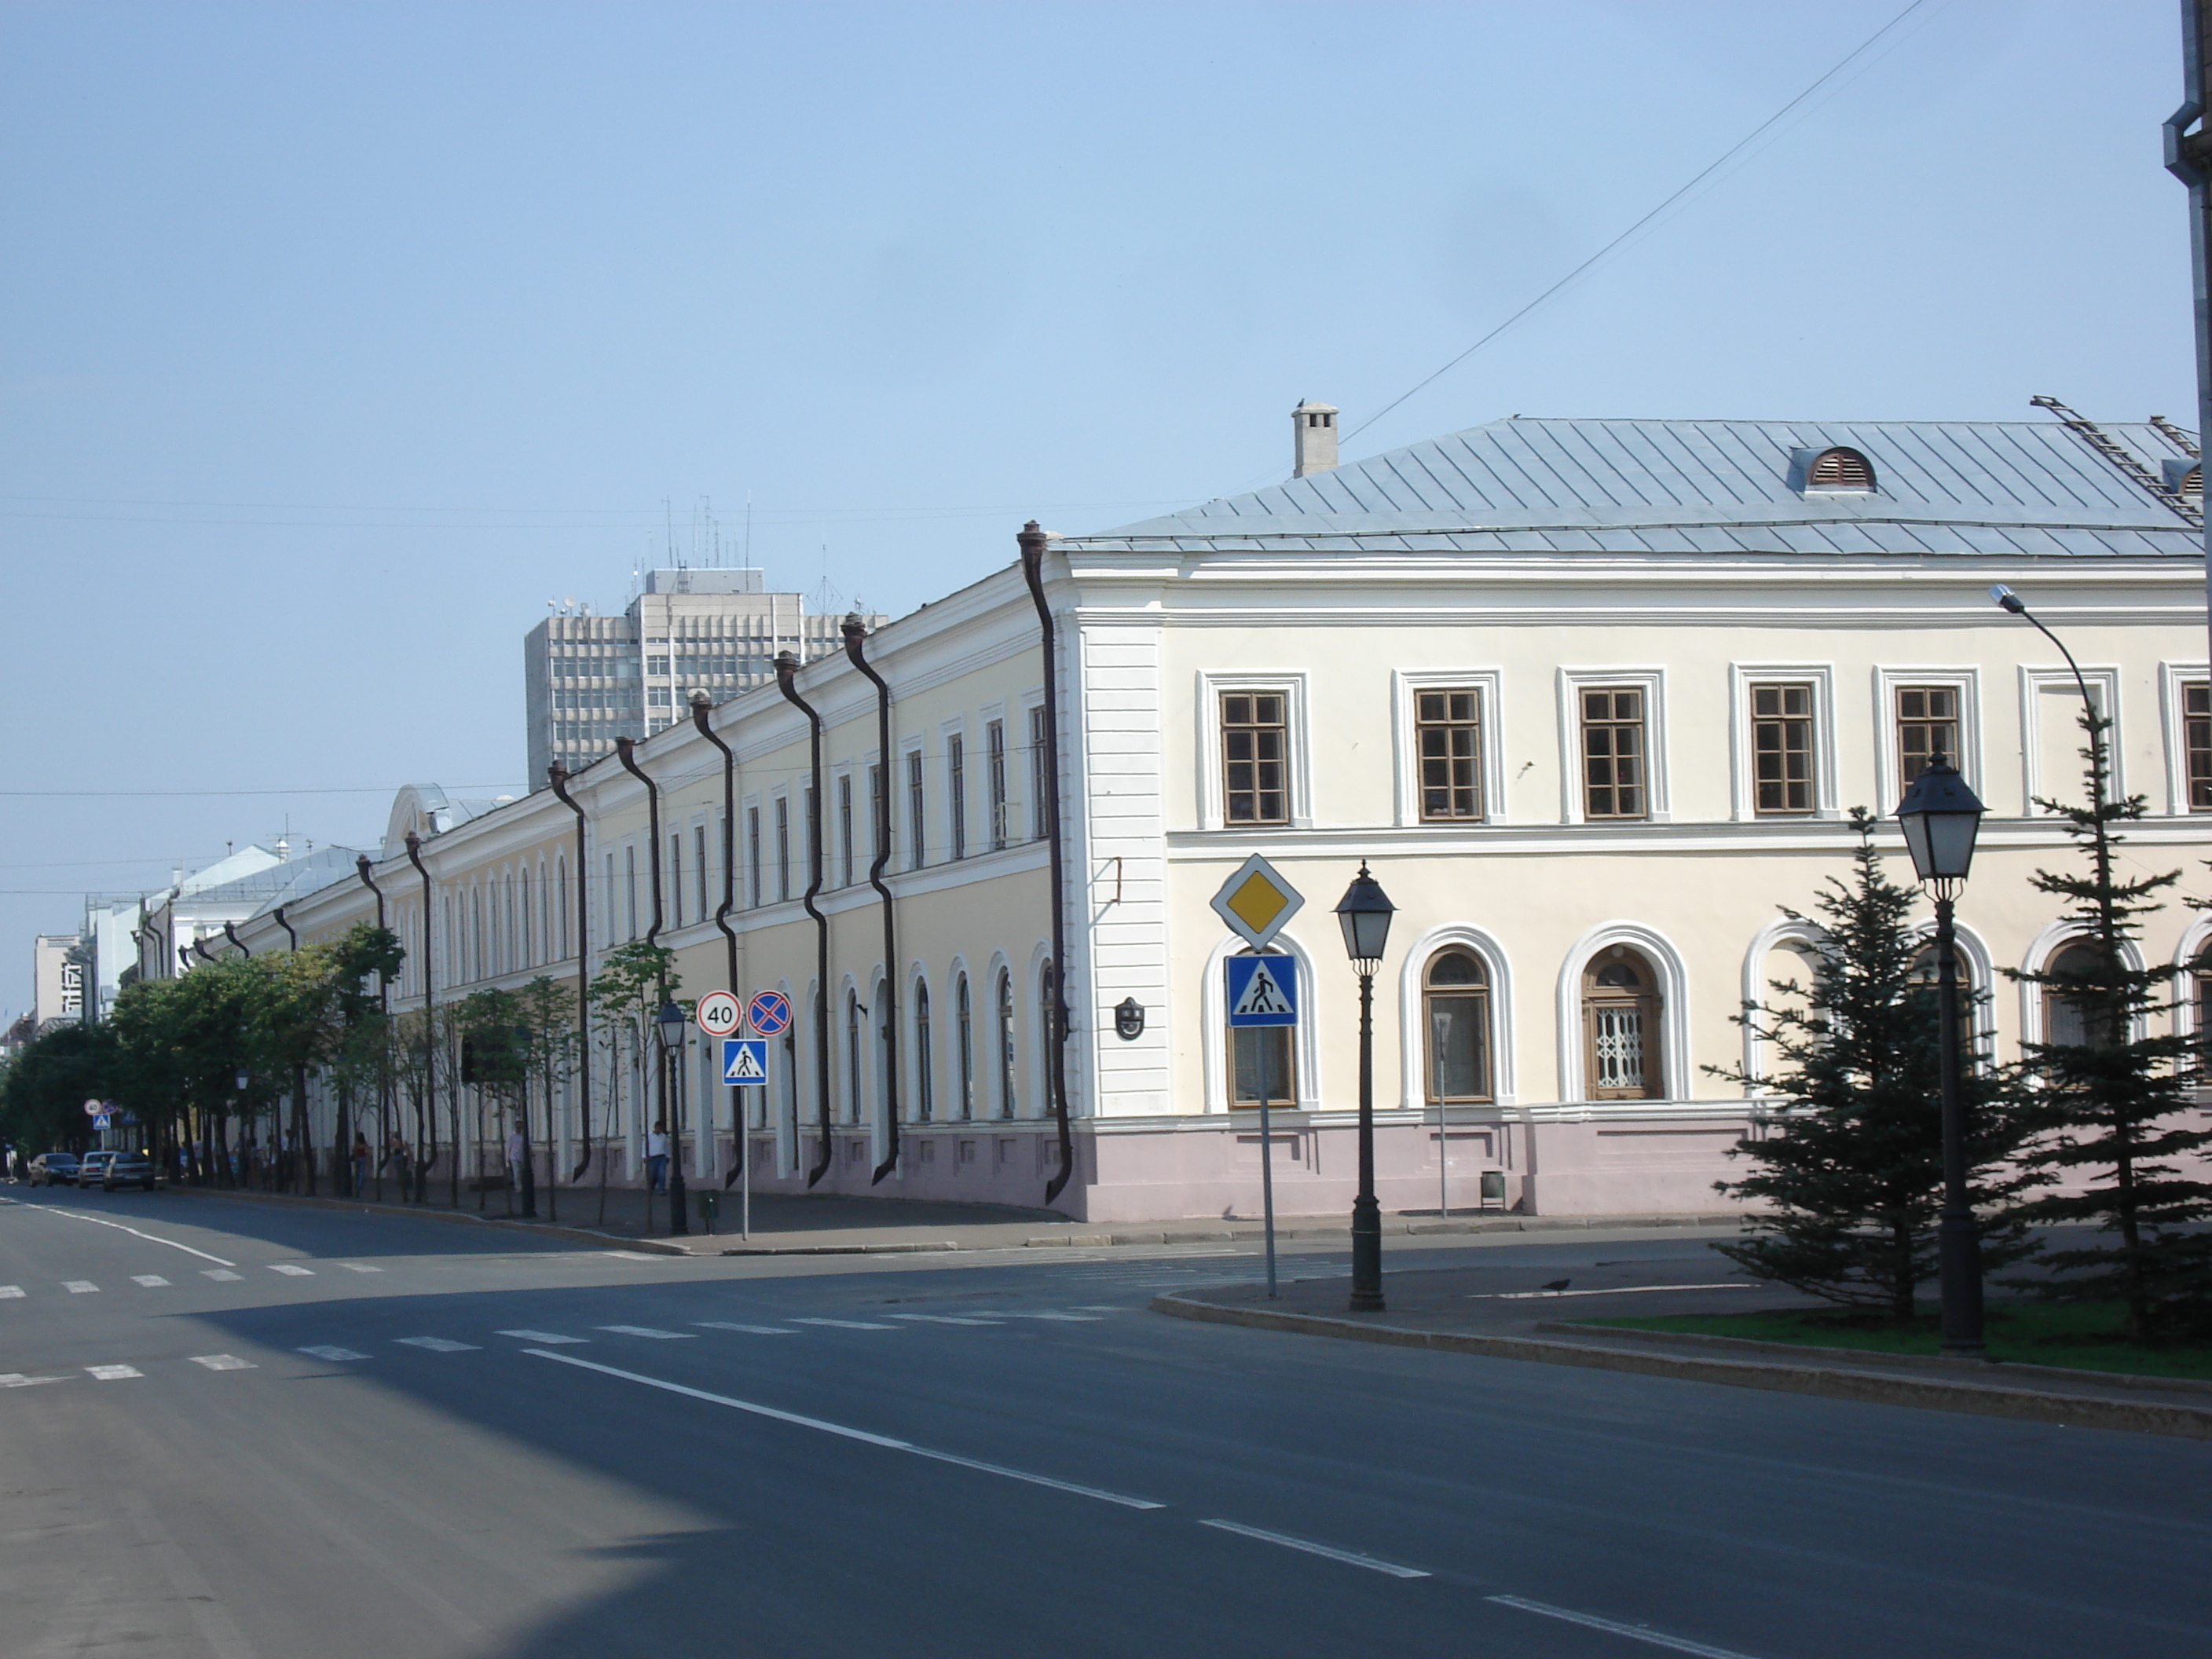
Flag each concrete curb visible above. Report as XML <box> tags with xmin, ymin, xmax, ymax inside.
<box><xmin>717</xmin><ymin>1241</ymin><xmax>962</xmax><ymax>1256</ymax></box>
<box><xmin>1045</xmin><ymin>1214</ymin><xmax>1745</xmax><ymax>1247</ymax></box>
<box><xmin>157</xmin><ymin>1184</ymin><xmax>690</xmax><ymax>1255</ymax></box>
<box><xmin>1149</xmin><ymin>1293</ymin><xmax>2212</xmax><ymax>1441</ymax></box>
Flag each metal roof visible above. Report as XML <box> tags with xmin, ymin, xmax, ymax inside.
<box><xmin>1068</xmin><ymin>417</ymin><xmax>2204</xmax><ymax>558</ymax></box>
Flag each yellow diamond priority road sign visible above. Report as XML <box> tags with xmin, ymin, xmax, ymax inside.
<box><xmin>1209</xmin><ymin>853</ymin><xmax>1304</xmax><ymax>951</ymax></box>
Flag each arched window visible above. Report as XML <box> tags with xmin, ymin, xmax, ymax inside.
<box><xmin>914</xmin><ymin>981</ymin><xmax>934</xmax><ymax>1122</ymax></box>
<box><xmin>955</xmin><ymin>975</ymin><xmax>974</xmax><ymax>1122</ymax></box>
<box><xmin>845</xmin><ymin>989</ymin><xmax>864</xmax><ymax>1122</ymax></box>
<box><xmin>1038</xmin><ymin>958</ymin><xmax>1057</xmax><ymax>1116</ymax></box>
<box><xmin>2194</xmin><ymin>947</ymin><xmax>2212</xmax><ymax>1057</ymax></box>
<box><xmin>1229</xmin><ymin>948</ymin><xmax>1297</xmax><ymax>1108</ymax></box>
<box><xmin>1910</xmin><ymin>942</ymin><xmax>1978</xmax><ymax>1064</ymax></box>
<box><xmin>1583</xmin><ymin>946</ymin><xmax>1663</xmax><ymax>1100</ymax></box>
<box><xmin>1423</xmin><ymin>950</ymin><xmax>1492</xmax><ymax>1104</ymax></box>
<box><xmin>995</xmin><ymin>969</ymin><xmax>1017</xmax><ymax>1119</ymax></box>
<box><xmin>2045</xmin><ymin>942</ymin><xmax>2115</xmax><ymax>1049</ymax></box>
<box><xmin>1807</xmin><ymin>446</ymin><xmax>1875</xmax><ymax>491</ymax></box>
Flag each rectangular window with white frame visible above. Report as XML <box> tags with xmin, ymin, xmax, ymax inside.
<box><xmin>1729</xmin><ymin>665</ymin><xmax>1837</xmax><ymax>822</ymax></box>
<box><xmin>987</xmin><ymin>718</ymin><xmax>1008</xmax><ymax>851</ymax></box>
<box><xmin>774</xmin><ymin>797</ymin><xmax>790</xmax><ymax>903</ymax></box>
<box><xmin>2159</xmin><ymin>665</ymin><xmax>2212</xmax><ymax>814</ymax></box>
<box><xmin>1221</xmin><ymin>690</ymin><xmax>1289</xmax><ymax>825</ymax></box>
<box><xmin>2019</xmin><ymin>663</ymin><xmax>2119</xmax><ymax>816</ymax></box>
<box><xmin>746</xmin><ymin>804</ymin><xmax>761</xmax><ymax>908</ymax></box>
<box><xmin>905</xmin><ymin>746</ymin><xmax>926</xmax><ymax>870</ymax></box>
<box><xmin>1873</xmin><ymin>668</ymin><xmax>1982</xmax><ymax>814</ymax></box>
<box><xmin>947</xmin><ymin>729</ymin><xmax>968</xmax><ymax>860</ymax></box>
<box><xmin>1557</xmin><ymin>668</ymin><xmax>1668</xmax><ymax>825</ymax></box>
<box><xmin>1027</xmin><ymin>703</ymin><xmax>1049</xmax><ymax>840</ymax></box>
<box><xmin>837</xmin><ymin>772</ymin><xmax>854</xmax><ymax>888</ymax></box>
<box><xmin>1392</xmin><ymin>669</ymin><xmax>1505</xmax><ymax>826</ymax></box>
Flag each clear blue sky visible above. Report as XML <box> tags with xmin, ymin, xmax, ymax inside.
<box><xmin>0</xmin><ymin>0</ymin><xmax>2194</xmax><ymax>1018</ymax></box>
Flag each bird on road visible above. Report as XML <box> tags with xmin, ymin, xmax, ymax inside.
<box><xmin>1540</xmin><ymin>1278</ymin><xmax>1572</xmax><ymax>1294</ymax></box>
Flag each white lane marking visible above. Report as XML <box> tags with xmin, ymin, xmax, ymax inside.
<box><xmin>602</xmin><ymin>1251</ymin><xmax>663</xmax><ymax>1261</ymax></box>
<box><xmin>525</xmin><ymin>1349</ymin><xmax>1165</xmax><ymax>1510</ymax></box>
<box><xmin>132</xmin><ymin>1275</ymin><xmax>170</xmax><ymax>1287</ymax></box>
<box><xmin>268</xmin><ymin>1264</ymin><xmax>315</xmax><ymax>1276</ymax></box>
<box><xmin>86</xmin><ymin>1364</ymin><xmax>143</xmax><ymax>1380</ymax></box>
<box><xmin>1072</xmin><ymin>1306</ymin><xmax>1125</xmax><ymax>1313</ymax></box>
<box><xmin>64</xmin><ymin>1281</ymin><xmax>99</xmax><ymax>1294</ymax></box>
<box><xmin>0</xmin><ymin>1286</ymin><xmax>22</xmax><ymax>1298</ymax></box>
<box><xmin>337</xmin><ymin>1263</ymin><xmax>382</xmax><ymax>1273</ymax></box>
<box><xmin>1002</xmin><ymin>1311</ymin><xmax>1102</xmax><ymax>1322</ymax></box>
<box><xmin>595</xmin><ymin>1325</ymin><xmax>694</xmax><ymax>1339</ymax></box>
<box><xmin>790</xmin><ymin>1317</ymin><xmax>898</xmax><ymax>1331</ymax></box>
<box><xmin>202</xmin><ymin>1269</ymin><xmax>242</xmax><ymax>1282</ymax></box>
<box><xmin>37</xmin><ymin>1208</ymin><xmax>235</xmax><ymax>1265</ymax></box>
<box><xmin>889</xmin><ymin>1313</ymin><xmax>1005</xmax><ymax>1326</ymax></box>
<box><xmin>299</xmin><ymin>1346</ymin><xmax>369</xmax><ymax>1362</ymax></box>
<box><xmin>1487</xmin><ymin>1596</ymin><xmax>1764</xmax><ymax>1658</ymax></box>
<box><xmin>694</xmin><ymin>1321</ymin><xmax>798</xmax><ymax>1335</ymax></box>
<box><xmin>0</xmin><ymin>1373</ymin><xmax>67</xmax><ymax>1387</ymax></box>
<box><xmin>189</xmin><ymin>1354</ymin><xmax>255</xmax><ymax>1371</ymax></box>
<box><xmin>395</xmin><ymin>1337</ymin><xmax>478</xmax><ymax>1353</ymax></box>
<box><xmin>1197</xmin><ymin>1519</ymin><xmax>1430</xmax><ymax>1578</ymax></box>
<box><xmin>1471</xmin><ymin>1284</ymin><xmax>1754</xmax><ymax>1301</ymax></box>
<box><xmin>497</xmin><ymin>1330</ymin><xmax>587</xmax><ymax>1344</ymax></box>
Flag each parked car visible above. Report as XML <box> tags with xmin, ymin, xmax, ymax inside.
<box><xmin>77</xmin><ymin>1152</ymin><xmax>119</xmax><ymax>1189</ymax></box>
<box><xmin>101</xmin><ymin>1153</ymin><xmax>157</xmax><ymax>1192</ymax></box>
<box><xmin>26</xmin><ymin>1152</ymin><xmax>81</xmax><ymax>1186</ymax></box>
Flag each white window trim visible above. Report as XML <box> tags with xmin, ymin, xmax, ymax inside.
<box><xmin>1391</xmin><ymin>669</ymin><xmax>1507</xmax><ymax>827</ymax></box>
<box><xmin>2157</xmin><ymin>662</ymin><xmax>2209</xmax><ymax>817</ymax></box>
<box><xmin>1555</xmin><ymin>922</ymin><xmax>1690</xmax><ymax>1104</ymax></box>
<box><xmin>939</xmin><ymin>716</ymin><xmax>969</xmax><ymax>862</ymax></box>
<box><xmin>1556</xmin><ymin>668</ymin><xmax>1669</xmax><ymax>826</ymax></box>
<box><xmin>2172</xmin><ymin>914</ymin><xmax>2212</xmax><ymax>1044</ymax></box>
<box><xmin>1738</xmin><ymin>918</ymin><xmax>1829</xmax><ymax>1094</ymax></box>
<box><xmin>2017</xmin><ymin>921</ymin><xmax>2146</xmax><ymax>1049</ymax></box>
<box><xmin>829</xmin><ymin>762</ymin><xmax>855</xmax><ymax>888</ymax></box>
<box><xmin>1196</xmin><ymin>671</ymin><xmax>1313</xmax><ymax>832</ymax></box>
<box><xmin>1904</xmin><ymin>916</ymin><xmax>1998</xmax><ymax>1069</ymax></box>
<box><xmin>2018</xmin><ymin>664</ymin><xmax>2121</xmax><ymax>817</ymax></box>
<box><xmin>900</xmin><ymin>738</ymin><xmax>927</xmax><ymax>870</ymax></box>
<box><xmin>1873</xmin><ymin>666</ymin><xmax>1983</xmax><ymax>812</ymax></box>
<box><xmin>1728</xmin><ymin>662</ymin><xmax>1840</xmax><ymax>822</ymax></box>
<box><xmin>1199</xmin><ymin>930</ymin><xmax>1321</xmax><ymax>1112</ymax></box>
<box><xmin>1020</xmin><ymin>691</ymin><xmax>1049</xmax><ymax>842</ymax></box>
<box><xmin>1394</xmin><ymin>923</ymin><xmax>1516</xmax><ymax>1107</ymax></box>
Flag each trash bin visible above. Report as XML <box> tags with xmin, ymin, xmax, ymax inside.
<box><xmin>697</xmin><ymin>1190</ymin><xmax>720</xmax><ymax>1234</ymax></box>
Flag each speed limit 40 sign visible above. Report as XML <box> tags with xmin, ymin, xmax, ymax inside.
<box><xmin>694</xmin><ymin>991</ymin><xmax>743</xmax><ymax>1038</ymax></box>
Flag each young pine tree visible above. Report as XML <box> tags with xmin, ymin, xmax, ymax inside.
<box><xmin>2006</xmin><ymin>710</ymin><xmax>2212</xmax><ymax>1341</ymax></box>
<box><xmin>1710</xmin><ymin>811</ymin><xmax>2031</xmax><ymax>1323</ymax></box>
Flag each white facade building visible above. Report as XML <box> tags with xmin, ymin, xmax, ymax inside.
<box><xmin>214</xmin><ymin>413</ymin><xmax>2212</xmax><ymax>1220</ymax></box>
<box><xmin>32</xmin><ymin>934</ymin><xmax>85</xmax><ymax>1030</ymax></box>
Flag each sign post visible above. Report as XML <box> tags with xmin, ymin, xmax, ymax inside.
<box><xmin>1216</xmin><ymin>855</ymin><xmax>1304</xmax><ymax>1300</ymax></box>
<box><xmin>738</xmin><ymin>990</ymin><xmax>793</xmax><ymax>1243</ymax></box>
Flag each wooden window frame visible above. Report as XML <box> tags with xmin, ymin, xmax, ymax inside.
<box><xmin>1415</xmin><ymin>689</ymin><xmax>1485</xmax><ymax>822</ymax></box>
<box><xmin>1581</xmin><ymin>947</ymin><xmax>1663</xmax><ymax>1101</ymax></box>
<box><xmin>1219</xmin><ymin>690</ymin><xmax>1291</xmax><ymax>827</ymax></box>
<box><xmin>1423</xmin><ymin>950</ymin><xmax>1494</xmax><ymax>1105</ymax></box>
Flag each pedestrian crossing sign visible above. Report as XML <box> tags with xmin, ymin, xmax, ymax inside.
<box><xmin>722</xmin><ymin>1038</ymin><xmax>769</xmax><ymax>1087</ymax></box>
<box><xmin>1225</xmin><ymin>954</ymin><xmax>1298</xmax><ymax>1027</ymax></box>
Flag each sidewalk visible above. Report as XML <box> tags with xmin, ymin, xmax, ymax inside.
<box><xmin>1152</xmin><ymin>1263</ymin><xmax>2212</xmax><ymax>1441</ymax></box>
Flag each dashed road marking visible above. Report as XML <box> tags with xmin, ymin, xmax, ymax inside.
<box><xmin>86</xmin><ymin>1364</ymin><xmax>142</xmax><ymax>1381</ymax></box>
<box><xmin>497</xmin><ymin>1330</ymin><xmax>587</xmax><ymax>1344</ymax></box>
<box><xmin>0</xmin><ymin>1373</ymin><xmax>66</xmax><ymax>1388</ymax></box>
<box><xmin>190</xmin><ymin>1355</ymin><xmax>255</xmax><ymax>1371</ymax></box>
<box><xmin>337</xmin><ymin>1263</ymin><xmax>382</xmax><ymax>1273</ymax></box>
<box><xmin>1487</xmin><ymin>1596</ymin><xmax>1764</xmax><ymax>1658</ymax></box>
<box><xmin>790</xmin><ymin>1317</ymin><xmax>898</xmax><ymax>1331</ymax></box>
<box><xmin>64</xmin><ymin>1281</ymin><xmax>98</xmax><ymax>1294</ymax></box>
<box><xmin>889</xmin><ymin>1313</ymin><xmax>1005</xmax><ymax>1326</ymax></box>
<box><xmin>299</xmin><ymin>1346</ymin><xmax>369</xmax><ymax>1362</ymax></box>
<box><xmin>0</xmin><ymin>1286</ymin><xmax>22</xmax><ymax>1298</ymax></box>
<box><xmin>1198</xmin><ymin>1519</ymin><xmax>1430</xmax><ymax>1579</ymax></box>
<box><xmin>595</xmin><ymin>1325</ymin><xmax>694</xmax><ymax>1339</ymax></box>
<box><xmin>269</xmin><ymin>1264</ymin><xmax>315</xmax><ymax>1277</ymax></box>
<box><xmin>202</xmin><ymin>1269</ymin><xmax>242</xmax><ymax>1282</ymax></box>
<box><xmin>693</xmin><ymin>1321</ymin><xmax>797</xmax><ymax>1335</ymax></box>
<box><xmin>132</xmin><ymin>1275</ymin><xmax>170</xmax><ymax>1287</ymax></box>
<box><xmin>395</xmin><ymin>1337</ymin><xmax>478</xmax><ymax>1353</ymax></box>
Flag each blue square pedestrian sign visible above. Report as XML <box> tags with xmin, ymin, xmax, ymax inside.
<box><xmin>1225</xmin><ymin>954</ymin><xmax>1298</xmax><ymax>1027</ymax></box>
<box><xmin>721</xmin><ymin>1038</ymin><xmax>769</xmax><ymax>1087</ymax></box>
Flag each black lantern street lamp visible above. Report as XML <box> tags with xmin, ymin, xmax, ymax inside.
<box><xmin>1335</xmin><ymin>862</ymin><xmax>1396</xmax><ymax>1313</ymax></box>
<box><xmin>655</xmin><ymin>998</ymin><xmax>690</xmax><ymax>1236</ymax></box>
<box><xmin>1894</xmin><ymin>753</ymin><xmax>1987</xmax><ymax>1355</ymax></box>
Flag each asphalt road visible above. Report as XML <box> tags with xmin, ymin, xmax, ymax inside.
<box><xmin>2</xmin><ymin>1187</ymin><xmax>2204</xmax><ymax>1659</ymax></box>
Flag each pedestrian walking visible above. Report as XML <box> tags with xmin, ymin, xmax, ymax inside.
<box><xmin>646</xmin><ymin>1121</ymin><xmax>669</xmax><ymax>1195</ymax></box>
<box><xmin>386</xmin><ymin>1130</ymin><xmax>409</xmax><ymax>1197</ymax></box>
<box><xmin>350</xmin><ymin>1131</ymin><xmax>371</xmax><ymax>1196</ymax></box>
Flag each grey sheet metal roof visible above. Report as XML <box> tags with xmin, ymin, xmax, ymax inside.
<box><xmin>1067</xmin><ymin>418</ymin><xmax>2203</xmax><ymax>558</ymax></box>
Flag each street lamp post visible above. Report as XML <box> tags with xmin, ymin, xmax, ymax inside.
<box><xmin>1894</xmin><ymin>753</ymin><xmax>1988</xmax><ymax>1356</ymax></box>
<box><xmin>1990</xmin><ymin>584</ymin><xmax>2110</xmax><ymax>815</ymax></box>
<box><xmin>1335</xmin><ymin>862</ymin><xmax>1396</xmax><ymax>1313</ymax></box>
<box><xmin>656</xmin><ymin>999</ymin><xmax>689</xmax><ymax>1236</ymax></box>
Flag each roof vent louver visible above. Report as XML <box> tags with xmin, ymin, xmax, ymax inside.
<box><xmin>1807</xmin><ymin>446</ymin><xmax>1875</xmax><ymax>492</ymax></box>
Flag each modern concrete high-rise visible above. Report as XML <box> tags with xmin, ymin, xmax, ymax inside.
<box><xmin>523</xmin><ymin>569</ymin><xmax>874</xmax><ymax>785</ymax></box>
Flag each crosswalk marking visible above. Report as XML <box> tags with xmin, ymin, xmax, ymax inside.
<box><xmin>595</xmin><ymin>1325</ymin><xmax>694</xmax><ymax>1339</ymax></box>
<box><xmin>299</xmin><ymin>1346</ymin><xmax>368</xmax><ymax>1362</ymax></box>
<box><xmin>0</xmin><ymin>1373</ymin><xmax>65</xmax><ymax>1388</ymax></box>
<box><xmin>132</xmin><ymin>1275</ymin><xmax>170</xmax><ymax>1287</ymax></box>
<box><xmin>0</xmin><ymin>1286</ymin><xmax>21</xmax><ymax>1298</ymax></box>
<box><xmin>395</xmin><ymin>1337</ymin><xmax>478</xmax><ymax>1353</ymax></box>
<box><xmin>496</xmin><ymin>1330</ymin><xmax>587</xmax><ymax>1344</ymax></box>
<box><xmin>202</xmin><ymin>1269</ymin><xmax>242</xmax><ymax>1282</ymax></box>
<box><xmin>64</xmin><ymin>1281</ymin><xmax>98</xmax><ymax>1294</ymax></box>
<box><xmin>190</xmin><ymin>1355</ymin><xmax>255</xmax><ymax>1371</ymax></box>
<box><xmin>693</xmin><ymin>1321</ymin><xmax>797</xmax><ymax>1335</ymax></box>
<box><xmin>889</xmin><ymin>1313</ymin><xmax>1005</xmax><ymax>1326</ymax></box>
<box><xmin>269</xmin><ymin>1264</ymin><xmax>314</xmax><ymax>1276</ymax></box>
<box><xmin>337</xmin><ymin>1263</ymin><xmax>381</xmax><ymax>1273</ymax></box>
<box><xmin>86</xmin><ymin>1364</ymin><xmax>141</xmax><ymax>1380</ymax></box>
<box><xmin>791</xmin><ymin>1317</ymin><xmax>899</xmax><ymax>1331</ymax></box>
<box><xmin>1001</xmin><ymin>1311</ymin><xmax>1103</xmax><ymax>1322</ymax></box>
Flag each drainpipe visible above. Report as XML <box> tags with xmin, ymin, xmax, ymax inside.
<box><xmin>266</xmin><ymin>905</ymin><xmax>307</xmax><ymax>1192</ymax></box>
<box><xmin>272</xmin><ymin>906</ymin><xmax>297</xmax><ymax>950</ymax></box>
<box><xmin>775</xmin><ymin>650</ymin><xmax>835</xmax><ymax>1188</ymax></box>
<box><xmin>616</xmin><ymin>735</ymin><xmax>685</xmax><ymax>1234</ymax></box>
<box><xmin>1019</xmin><ymin>521</ymin><xmax>1077</xmax><ymax>1206</ymax></box>
<box><xmin>405</xmin><ymin>832</ymin><xmax>453</xmax><ymax>1208</ymax></box>
<box><xmin>689</xmin><ymin>694</ymin><xmax>745</xmax><ymax>1188</ymax></box>
<box><xmin>222</xmin><ymin>922</ymin><xmax>251</xmax><ymax>959</ymax></box>
<box><xmin>841</xmin><ymin>616</ymin><xmax>901</xmax><ymax>1185</ymax></box>
<box><xmin>548</xmin><ymin>764</ymin><xmax>593</xmax><ymax>1184</ymax></box>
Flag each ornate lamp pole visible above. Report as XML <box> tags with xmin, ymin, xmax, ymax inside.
<box><xmin>1335</xmin><ymin>862</ymin><xmax>1396</xmax><ymax>1313</ymax></box>
<box><xmin>655</xmin><ymin>998</ymin><xmax>689</xmax><ymax>1236</ymax></box>
<box><xmin>1894</xmin><ymin>753</ymin><xmax>1988</xmax><ymax>1355</ymax></box>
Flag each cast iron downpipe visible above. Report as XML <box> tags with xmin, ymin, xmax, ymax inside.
<box><xmin>689</xmin><ymin>694</ymin><xmax>746</xmax><ymax>1187</ymax></box>
<box><xmin>548</xmin><ymin>764</ymin><xmax>594</xmax><ymax>1184</ymax></box>
<box><xmin>842</xmin><ymin>616</ymin><xmax>902</xmax><ymax>1185</ymax></box>
<box><xmin>615</xmin><ymin>735</ymin><xmax>684</xmax><ymax>1234</ymax></box>
<box><xmin>405</xmin><ymin>832</ymin><xmax>455</xmax><ymax>1208</ymax></box>
<box><xmin>272</xmin><ymin>906</ymin><xmax>297</xmax><ymax>950</ymax></box>
<box><xmin>1019</xmin><ymin>521</ymin><xmax>1077</xmax><ymax>1205</ymax></box>
<box><xmin>222</xmin><ymin>921</ymin><xmax>251</xmax><ymax>958</ymax></box>
<box><xmin>775</xmin><ymin>650</ymin><xmax>835</xmax><ymax>1188</ymax></box>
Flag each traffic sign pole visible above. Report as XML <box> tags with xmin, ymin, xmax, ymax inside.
<box><xmin>1224</xmin><ymin>953</ymin><xmax>1298</xmax><ymax>1302</ymax></box>
<box><xmin>1258</xmin><ymin>1038</ymin><xmax>1277</xmax><ymax>1299</ymax></box>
